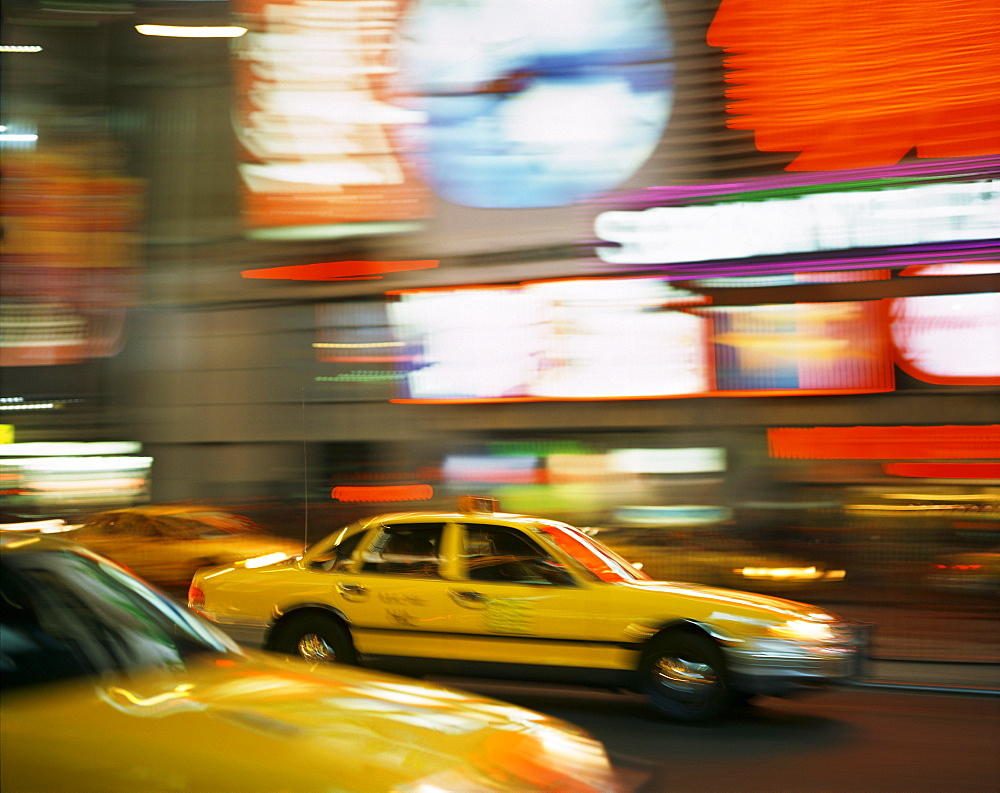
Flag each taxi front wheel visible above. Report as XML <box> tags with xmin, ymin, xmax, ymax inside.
<box><xmin>639</xmin><ymin>632</ymin><xmax>732</xmax><ymax>723</ymax></box>
<box><xmin>269</xmin><ymin>613</ymin><xmax>357</xmax><ymax>666</ymax></box>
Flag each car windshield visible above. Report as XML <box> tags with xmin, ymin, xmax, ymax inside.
<box><xmin>0</xmin><ymin>544</ymin><xmax>241</xmax><ymax>693</ymax></box>
<box><xmin>531</xmin><ymin>520</ymin><xmax>652</xmax><ymax>583</ymax></box>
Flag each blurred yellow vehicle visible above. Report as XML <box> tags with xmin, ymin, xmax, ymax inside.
<box><xmin>68</xmin><ymin>504</ymin><xmax>302</xmax><ymax>590</ymax></box>
<box><xmin>0</xmin><ymin>532</ymin><xmax>625</xmax><ymax>793</ymax></box>
<box><xmin>587</xmin><ymin>527</ymin><xmax>847</xmax><ymax>593</ymax></box>
<box><xmin>190</xmin><ymin>497</ymin><xmax>864</xmax><ymax>723</ymax></box>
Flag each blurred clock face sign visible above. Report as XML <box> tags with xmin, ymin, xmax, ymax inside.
<box><xmin>395</xmin><ymin>0</ymin><xmax>674</xmax><ymax>208</ymax></box>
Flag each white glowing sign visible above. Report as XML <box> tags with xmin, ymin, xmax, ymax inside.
<box><xmin>594</xmin><ymin>181</ymin><xmax>999</xmax><ymax>264</ymax></box>
<box><xmin>390</xmin><ymin>278</ymin><xmax>711</xmax><ymax>400</ymax></box>
<box><xmin>609</xmin><ymin>447</ymin><xmax>727</xmax><ymax>474</ymax></box>
<box><xmin>889</xmin><ymin>263</ymin><xmax>1000</xmax><ymax>385</ymax></box>
<box><xmin>233</xmin><ymin>0</ymin><xmax>428</xmax><ymax>234</ymax></box>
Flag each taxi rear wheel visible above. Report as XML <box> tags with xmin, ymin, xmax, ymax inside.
<box><xmin>640</xmin><ymin>632</ymin><xmax>732</xmax><ymax>722</ymax></box>
<box><xmin>269</xmin><ymin>613</ymin><xmax>357</xmax><ymax>666</ymax></box>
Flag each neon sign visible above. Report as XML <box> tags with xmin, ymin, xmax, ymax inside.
<box><xmin>707</xmin><ymin>0</ymin><xmax>1000</xmax><ymax>170</ymax></box>
<box><xmin>595</xmin><ymin>180</ymin><xmax>998</xmax><ymax>266</ymax></box>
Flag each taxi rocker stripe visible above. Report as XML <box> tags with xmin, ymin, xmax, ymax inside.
<box><xmin>353</xmin><ymin>623</ymin><xmax>639</xmax><ymax>651</ymax></box>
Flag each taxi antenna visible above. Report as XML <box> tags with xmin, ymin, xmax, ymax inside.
<box><xmin>301</xmin><ymin>388</ymin><xmax>309</xmax><ymax>552</ymax></box>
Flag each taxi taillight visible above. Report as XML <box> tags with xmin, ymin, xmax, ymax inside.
<box><xmin>188</xmin><ymin>582</ymin><xmax>205</xmax><ymax>609</ymax></box>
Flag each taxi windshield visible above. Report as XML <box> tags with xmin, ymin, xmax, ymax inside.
<box><xmin>532</xmin><ymin>520</ymin><xmax>652</xmax><ymax>583</ymax></box>
<box><xmin>1</xmin><ymin>546</ymin><xmax>241</xmax><ymax>693</ymax></box>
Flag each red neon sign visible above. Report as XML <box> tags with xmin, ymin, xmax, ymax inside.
<box><xmin>242</xmin><ymin>260</ymin><xmax>438</xmax><ymax>281</ymax></box>
<box><xmin>768</xmin><ymin>425</ymin><xmax>1000</xmax><ymax>460</ymax></box>
<box><xmin>331</xmin><ymin>484</ymin><xmax>434</xmax><ymax>502</ymax></box>
<box><xmin>707</xmin><ymin>0</ymin><xmax>1000</xmax><ymax>170</ymax></box>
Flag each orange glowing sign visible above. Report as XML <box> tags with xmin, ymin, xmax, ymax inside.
<box><xmin>768</xmin><ymin>425</ymin><xmax>1000</xmax><ymax>460</ymax></box>
<box><xmin>707</xmin><ymin>0</ymin><xmax>1000</xmax><ymax>170</ymax></box>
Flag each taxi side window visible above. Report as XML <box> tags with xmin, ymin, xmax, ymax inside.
<box><xmin>308</xmin><ymin>530</ymin><xmax>366</xmax><ymax>572</ymax></box>
<box><xmin>360</xmin><ymin>523</ymin><xmax>444</xmax><ymax>578</ymax></box>
<box><xmin>464</xmin><ymin>525</ymin><xmax>574</xmax><ymax>586</ymax></box>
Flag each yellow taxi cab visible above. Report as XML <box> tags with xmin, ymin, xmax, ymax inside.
<box><xmin>1</xmin><ymin>532</ymin><xmax>625</xmax><ymax>793</ymax></box>
<box><xmin>68</xmin><ymin>504</ymin><xmax>302</xmax><ymax>590</ymax></box>
<box><xmin>190</xmin><ymin>497</ymin><xmax>865</xmax><ymax>722</ymax></box>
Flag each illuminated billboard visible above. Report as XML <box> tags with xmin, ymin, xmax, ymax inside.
<box><xmin>0</xmin><ymin>146</ymin><xmax>143</xmax><ymax>367</ymax></box>
<box><xmin>888</xmin><ymin>262</ymin><xmax>1000</xmax><ymax>385</ymax></box>
<box><xmin>387</xmin><ymin>278</ymin><xmax>906</xmax><ymax>402</ymax></box>
<box><xmin>394</xmin><ymin>0</ymin><xmax>674</xmax><ymax>208</ymax></box>
<box><xmin>231</xmin><ymin>0</ymin><xmax>430</xmax><ymax>237</ymax></box>
<box><xmin>700</xmin><ymin>301</ymin><xmax>894</xmax><ymax>396</ymax></box>
<box><xmin>587</xmin><ymin>157</ymin><xmax>1000</xmax><ymax>280</ymax></box>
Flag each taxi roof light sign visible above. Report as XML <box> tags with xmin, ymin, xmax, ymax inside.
<box><xmin>459</xmin><ymin>495</ymin><xmax>499</xmax><ymax>514</ymax></box>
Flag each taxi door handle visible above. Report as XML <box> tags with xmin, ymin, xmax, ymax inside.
<box><xmin>450</xmin><ymin>589</ymin><xmax>488</xmax><ymax>607</ymax></box>
<box><xmin>337</xmin><ymin>582</ymin><xmax>368</xmax><ymax>600</ymax></box>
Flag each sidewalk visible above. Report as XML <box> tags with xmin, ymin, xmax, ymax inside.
<box><xmin>841</xmin><ymin>604</ymin><xmax>1000</xmax><ymax>694</ymax></box>
<box><xmin>859</xmin><ymin>658</ymin><xmax>1000</xmax><ymax>694</ymax></box>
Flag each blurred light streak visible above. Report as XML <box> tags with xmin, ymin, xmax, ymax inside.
<box><xmin>884</xmin><ymin>462</ymin><xmax>1000</xmax><ymax>479</ymax></box>
<box><xmin>768</xmin><ymin>425</ymin><xmax>1000</xmax><ymax>459</ymax></box>
<box><xmin>7</xmin><ymin>456</ymin><xmax>152</xmax><ymax>472</ymax></box>
<box><xmin>0</xmin><ymin>401</ymin><xmax>59</xmax><ymax>411</ymax></box>
<box><xmin>0</xmin><ymin>46</ymin><xmax>42</xmax><ymax>53</ymax></box>
<box><xmin>331</xmin><ymin>484</ymin><xmax>434</xmax><ymax>502</ymax></box>
<box><xmin>242</xmin><ymin>260</ymin><xmax>438</xmax><ymax>280</ymax></box>
<box><xmin>0</xmin><ymin>442</ymin><xmax>142</xmax><ymax>456</ymax></box>
<box><xmin>609</xmin><ymin>448</ymin><xmax>726</xmax><ymax>474</ymax></box>
<box><xmin>612</xmin><ymin>505</ymin><xmax>733</xmax><ymax>526</ymax></box>
<box><xmin>134</xmin><ymin>25</ymin><xmax>247</xmax><ymax>38</ymax></box>
<box><xmin>594</xmin><ymin>180</ymin><xmax>998</xmax><ymax>265</ymax></box>
<box><xmin>443</xmin><ymin>456</ymin><xmax>540</xmax><ymax>485</ymax></box>
<box><xmin>707</xmin><ymin>0</ymin><xmax>1000</xmax><ymax>170</ymax></box>
<box><xmin>693</xmin><ymin>269</ymin><xmax>892</xmax><ymax>288</ymax></box>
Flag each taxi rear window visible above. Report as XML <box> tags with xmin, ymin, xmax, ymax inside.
<box><xmin>532</xmin><ymin>521</ymin><xmax>652</xmax><ymax>583</ymax></box>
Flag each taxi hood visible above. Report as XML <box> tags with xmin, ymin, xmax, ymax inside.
<box><xmin>618</xmin><ymin>578</ymin><xmax>836</xmax><ymax>621</ymax></box>
<box><xmin>1</xmin><ymin>651</ymin><xmax>622</xmax><ymax>793</ymax></box>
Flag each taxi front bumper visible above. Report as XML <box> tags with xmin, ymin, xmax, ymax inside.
<box><xmin>724</xmin><ymin>626</ymin><xmax>868</xmax><ymax>697</ymax></box>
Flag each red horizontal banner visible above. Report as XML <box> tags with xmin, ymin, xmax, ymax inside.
<box><xmin>768</xmin><ymin>425</ymin><xmax>1000</xmax><ymax>460</ymax></box>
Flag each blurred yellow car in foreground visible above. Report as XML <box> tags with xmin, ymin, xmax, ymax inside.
<box><xmin>190</xmin><ymin>497</ymin><xmax>865</xmax><ymax>723</ymax></box>
<box><xmin>587</xmin><ymin>527</ymin><xmax>847</xmax><ymax>593</ymax></box>
<box><xmin>68</xmin><ymin>504</ymin><xmax>302</xmax><ymax>590</ymax></box>
<box><xmin>0</xmin><ymin>533</ymin><xmax>626</xmax><ymax>793</ymax></box>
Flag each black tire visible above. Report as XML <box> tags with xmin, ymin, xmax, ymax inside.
<box><xmin>639</xmin><ymin>631</ymin><xmax>732</xmax><ymax>723</ymax></box>
<box><xmin>267</xmin><ymin>613</ymin><xmax>357</xmax><ymax>666</ymax></box>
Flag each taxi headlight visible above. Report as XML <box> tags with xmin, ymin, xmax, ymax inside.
<box><xmin>767</xmin><ymin>619</ymin><xmax>837</xmax><ymax>643</ymax></box>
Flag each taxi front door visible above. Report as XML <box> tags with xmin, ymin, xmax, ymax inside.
<box><xmin>425</xmin><ymin>522</ymin><xmax>601</xmax><ymax>671</ymax></box>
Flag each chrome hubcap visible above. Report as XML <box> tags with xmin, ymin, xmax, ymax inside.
<box><xmin>297</xmin><ymin>633</ymin><xmax>337</xmax><ymax>663</ymax></box>
<box><xmin>653</xmin><ymin>655</ymin><xmax>717</xmax><ymax>696</ymax></box>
